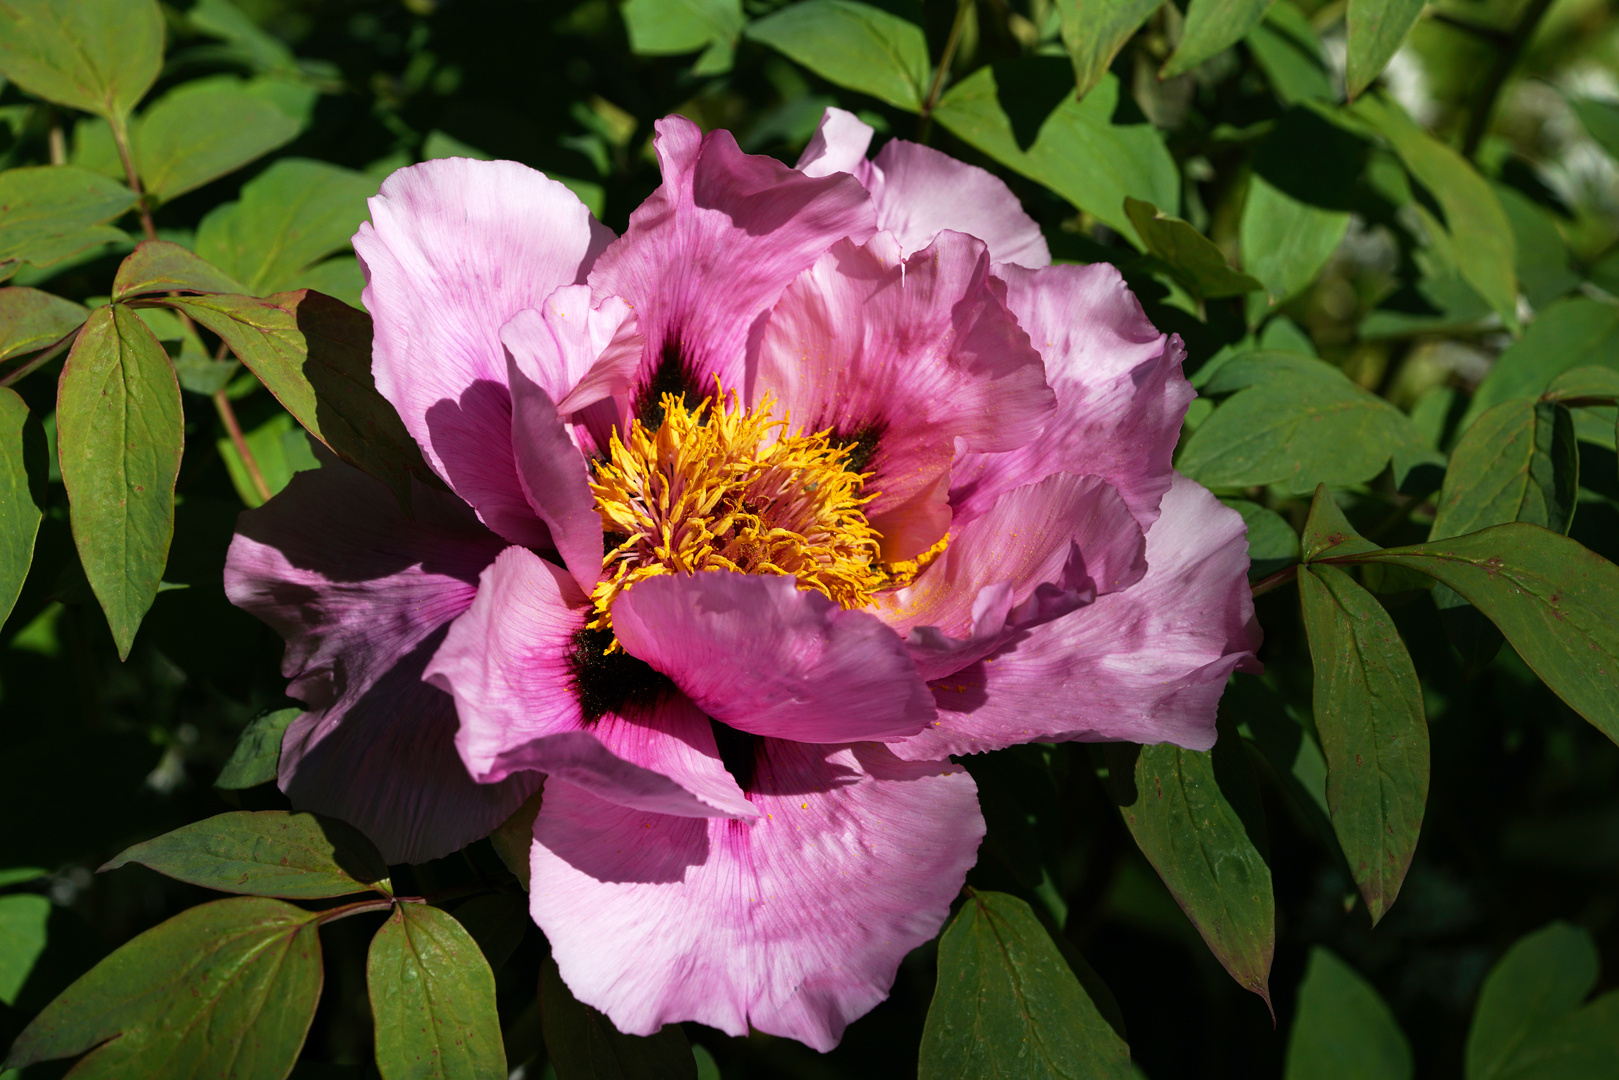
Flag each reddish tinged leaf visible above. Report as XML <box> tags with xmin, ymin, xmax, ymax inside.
<box><xmin>0</xmin><ymin>286</ymin><xmax>88</xmax><ymax>362</ymax></box>
<box><xmin>110</xmin><ymin>239</ymin><xmax>248</xmax><ymax>301</ymax></box>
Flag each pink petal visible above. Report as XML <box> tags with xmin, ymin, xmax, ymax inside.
<box><xmin>587</xmin><ymin>116</ymin><xmax>876</xmax><ymax>404</ymax></box>
<box><xmin>506</xmin><ymin>354</ymin><xmax>604</xmax><ymax>593</ymax></box>
<box><xmin>224</xmin><ymin>460</ymin><xmax>531</xmax><ymax>863</ymax></box>
<box><xmin>610</xmin><ymin>571</ymin><xmax>935</xmax><ymax>744</ymax></box>
<box><xmin>949</xmin><ymin>262</ymin><xmax>1190</xmax><ymax>533</ymax></box>
<box><xmin>892</xmin><ymin>475</ymin><xmax>1261</xmax><ymax>759</ymax></box>
<box><xmin>754</xmin><ymin>230</ymin><xmax>1054</xmax><ymax>559</ymax></box>
<box><xmin>531</xmin><ymin>740</ymin><xmax>983</xmax><ymax>1050</ymax></box>
<box><xmin>499</xmin><ymin>285</ymin><xmax>641</xmax><ymax>419</ymax></box>
<box><xmin>426</xmin><ymin>546</ymin><xmax>755</xmax><ymax>819</ymax></box>
<box><xmin>794</xmin><ymin>107</ymin><xmax>875</xmax><ymax>178</ymax></box>
<box><xmin>354</xmin><ymin>158</ymin><xmax>613</xmax><ymax>546</ymax></box>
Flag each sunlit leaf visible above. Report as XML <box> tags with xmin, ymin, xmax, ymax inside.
<box><xmin>1162</xmin><ymin>0</ymin><xmax>1276</xmax><ymax>78</ymax></box>
<box><xmin>0</xmin><ymin>892</ymin><xmax>49</xmax><ymax>1006</ymax></box>
<box><xmin>1284</xmin><ymin>948</ymin><xmax>1412</xmax><ymax>1079</ymax></box>
<box><xmin>622</xmin><ymin>0</ymin><xmax>743</xmax><ymax>75</ymax></box>
<box><xmin>1246</xmin><ymin>2</ymin><xmax>1335</xmax><ymax>105</ymax></box>
<box><xmin>1345</xmin><ymin>0</ymin><xmax>1425</xmax><ymax>98</ymax></box>
<box><xmin>746</xmin><ymin>0</ymin><xmax>930</xmax><ymax>113</ymax></box>
<box><xmin>541</xmin><ymin>955</ymin><xmax>696</xmax><ymax>1080</ymax></box>
<box><xmin>1543</xmin><ymin>365</ymin><xmax>1619</xmax><ymax>403</ymax></box>
<box><xmin>135</xmin><ymin>76</ymin><xmax>305</xmax><ymax>203</ymax></box>
<box><xmin>1126</xmin><ymin>197</ymin><xmax>1263</xmax><ymax>299</ymax></box>
<box><xmin>110</xmin><ymin>239</ymin><xmax>247</xmax><ymax>301</ymax></box>
<box><xmin>0</xmin><ymin>0</ymin><xmax>163</xmax><ymax>124</ymax></box>
<box><xmin>370</xmin><ymin>904</ymin><xmax>507</xmax><ymax>1080</ymax></box>
<box><xmin>1467</xmin><ymin>297</ymin><xmax>1619</xmax><ymax>425</ymax></box>
<box><xmin>0</xmin><ymin>387</ymin><xmax>45</xmax><ymax>629</ymax></box>
<box><xmin>1057</xmin><ymin>0</ymin><xmax>1163</xmax><ymax>100</ymax></box>
<box><xmin>0</xmin><ymin>286</ymin><xmax>87</xmax><ymax>362</ymax></box>
<box><xmin>0</xmin><ymin>166</ymin><xmax>135</xmax><ymax>282</ymax></box>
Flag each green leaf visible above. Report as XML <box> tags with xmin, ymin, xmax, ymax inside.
<box><xmin>1106</xmin><ymin>726</ymin><xmax>1274</xmax><ymax>1005</ymax></box>
<box><xmin>918</xmin><ymin>890</ymin><xmax>1131</xmax><ymax>1080</ymax></box>
<box><xmin>1430</xmin><ymin>400</ymin><xmax>1577</xmax><ymax>540</ymax></box>
<box><xmin>1468</xmin><ymin>298</ymin><xmax>1619</xmax><ymax>426</ymax></box>
<box><xmin>0</xmin><ymin>386</ymin><xmax>45</xmax><ymax>628</ymax></box>
<box><xmin>1224</xmin><ymin>498</ymin><xmax>1299</xmax><ymax>578</ymax></box>
<box><xmin>157</xmin><ymin>290</ymin><xmax>436</xmax><ymax>510</ymax></box>
<box><xmin>1467</xmin><ymin>922</ymin><xmax>1599</xmax><ymax>1080</ymax></box>
<box><xmin>216</xmin><ymin>707</ymin><xmax>300</xmax><ymax>789</ymax></box>
<box><xmin>1057</xmin><ymin>0</ymin><xmax>1164</xmax><ymax>100</ymax></box>
<box><xmin>1345</xmin><ymin>0</ymin><xmax>1425</xmax><ymax>98</ymax></box>
<box><xmin>1356</xmin><ymin>96</ymin><xmax>1518</xmax><ymax>328</ymax></box>
<box><xmin>541</xmin><ymin>955</ymin><xmax>696</xmax><ymax>1080</ymax></box>
<box><xmin>0</xmin><ymin>892</ymin><xmax>50</xmax><ymax>1006</ymax></box>
<box><xmin>1570</xmin><ymin>96</ymin><xmax>1619</xmax><ymax>161</ymax></box>
<box><xmin>369</xmin><ymin>904</ymin><xmax>507</xmax><ymax>1080</ymax></box>
<box><xmin>1162</xmin><ymin>0</ymin><xmax>1276</xmax><ymax>79</ymax></box>
<box><xmin>188</xmin><ymin>0</ymin><xmax>301</xmax><ymax>77</ymax></box>
<box><xmin>490</xmin><ymin>787</ymin><xmax>544</xmax><ymax>891</ymax></box>
<box><xmin>102</xmin><ymin>810</ymin><xmax>391</xmax><ymax>899</ymax></box>
<box><xmin>934</xmin><ymin>65</ymin><xmax>1178</xmax><ymax>240</ymax></box>
<box><xmin>1299</xmin><ymin>508</ymin><xmax>1428</xmax><ymax>924</ymax></box>
<box><xmin>1543</xmin><ymin>365</ymin><xmax>1619</xmax><ymax>404</ymax></box>
<box><xmin>745</xmin><ymin>0</ymin><xmax>930</xmax><ymax>113</ymax></box>
<box><xmin>1241</xmin><ymin>110</ymin><xmax>1361</xmax><ymax>300</ymax></box>
<box><xmin>110</xmin><ymin>239</ymin><xmax>248</xmax><ymax>301</ymax></box>
<box><xmin>1284</xmin><ymin>948</ymin><xmax>1412</xmax><ymax>1080</ymax></box>
<box><xmin>1125</xmin><ymin>197</ymin><xmax>1263</xmax><ymax>300</ymax></box>
<box><xmin>622</xmin><ymin>0</ymin><xmax>743</xmax><ymax>75</ymax></box>
<box><xmin>218</xmin><ymin>410</ymin><xmax>319</xmax><ymax>507</ymax></box>
<box><xmin>1491</xmin><ymin>993</ymin><xmax>1619</xmax><ymax>1080</ymax></box>
<box><xmin>0</xmin><ymin>286</ymin><xmax>87</xmax><ymax>362</ymax></box>
<box><xmin>57</xmin><ymin>303</ymin><xmax>183</xmax><ymax>659</ymax></box>
<box><xmin>1351</xmin><ymin>525</ymin><xmax>1619</xmax><ymax>745</ymax></box>
<box><xmin>1494</xmin><ymin>183</ymin><xmax>1580</xmax><ymax>310</ymax></box>
<box><xmin>4</xmin><ymin>896</ymin><xmax>323</xmax><ymax>1078</ymax></box>
<box><xmin>0</xmin><ymin>165</ymin><xmax>135</xmax><ymax>281</ymax></box>
<box><xmin>134</xmin><ymin>76</ymin><xmax>304</xmax><ymax>203</ymax></box>
<box><xmin>195</xmin><ymin>158</ymin><xmax>379</xmax><ymax>297</ymax></box>
<box><xmin>0</xmin><ymin>0</ymin><xmax>163</xmax><ymax>124</ymax></box>
<box><xmin>1246</xmin><ymin>2</ymin><xmax>1335</xmax><ymax>105</ymax></box>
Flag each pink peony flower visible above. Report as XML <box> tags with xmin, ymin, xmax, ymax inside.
<box><xmin>225</xmin><ymin>108</ymin><xmax>1260</xmax><ymax>1050</ymax></box>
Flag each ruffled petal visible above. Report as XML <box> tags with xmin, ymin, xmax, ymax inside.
<box><xmin>506</xmin><ymin>354</ymin><xmax>604</xmax><ymax>594</ymax></box>
<box><xmin>500</xmin><ymin>285</ymin><xmax>641</xmax><ymax>421</ymax></box>
<box><xmin>354</xmin><ymin>158</ymin><xmax>613</xmax><ymax>546</ymax></box>
<box><xmin>891</xmin><ymin>476</ymin><xmax>1261</xmax><ymax>760</ymax></box>
<box><xmin>426</xmin><ymin>546</ymin><xmax>755</xmax><ymax>819</ymax></box>
<box><xmin>754</xmin><ymin>230</ymin><xmax>1055</xmax><ymax>559</ymax></box>
<box><xmin>587</xmin><ymin>116</ymin><xmax>877</xmax><ymax>403</ymax></box>
<box><xmin>793</xmin><ymin>107</ymin><xmax>875</xmax><ymax>179</ymax></box>
<box><xmin>610</xmin><ymin>571</ymin><xmax>935</xmax><ymax>744</ymax></box>
<box><xmin>531</xmin><ymin>741</ymin><xmax>983</xmax><ymax>1050</ymax></box>
<box><xmin>224</xmin><ymin>460</ymin><xmax>529</xmax><ymax>863</ymax></box>
<box><xmin>949</xmin><ymin>262</ymin><xmax>1190</xmax><ymax>533</ymax></box>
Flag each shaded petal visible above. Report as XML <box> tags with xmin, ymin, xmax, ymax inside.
<box><xmin>531</xmin><ymin>741</ymin><xmax>983</xmax><ymax>1050</ymax></box>
<box><xmin>426</xmin><ymin>546</ymin><xmax>755</xmax><ymax>819</ymax></box>
<box><xmin>754</xmin><ymin>230</ymin><xmax>1054</xmax><ymax>559</ymax></box>
<box><xmin>610</xmin><ymin>571</ymin><xmax>934</xmax><ymax>744</ymax></box>
<box><xmin>891</xmin><ymin>476</ymin><xmax>1261</xmax><ymax>760</ymax></box>
<box><xmin>355</xmin><ymin>158</ymin><xmax>612</xmax><ymax>546</ymax></box>
<box><xmin>588</xmin><ymin>116</ymin><xmax>877</xmax><ymax>402</ymax></box>
<box><xmin>949</xmin><ymin>262</ymin><xmax>1190</xmax><ymax>532</ymax></box>
<box><xmin>793</xmin><ymin>107</ymin><xmax>875</xmax><ymax>179</ymax></box>
<box><xmin>224</xmin><ymin>460</ymin><xmax>529</xmax><ymax>863</ymax></box>
<box><xmin>506</xmin><ymin>353</ymin><xmax>604</xmax><ymax>593</ymax></box>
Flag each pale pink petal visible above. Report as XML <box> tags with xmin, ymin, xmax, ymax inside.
<box><xmin>610</xmin><ymin>571</ymin><xmax>935</xmax><ymax>744</ymax></box>
<box><xmin>426</xmin><ymin>546</ymin><xmax>755</xmax><ymax>819</ymax></box>
<box><xmin>949</xmin><ymin>262</ymin><xmax>1190</xmax><ymax>532</ymax></box>
<box><xmin>354</xmin><ymin>158</ymin><xmax>613</xmax><ymax>546</ymax></box>
<box><xmin>794</xmin><ymin>107</ymin><xmax>875</xmax><ymax>179</ymax></box>
<box><xmin>753</xmin><ymin>230</ymin><xmax>1054</xmax><ymax>559</ymax></box>
<box><xmin>499</xmin><ymin>285</ymin><xmax>641</xmax><ymax>418</ymax></box>
<box><xmin>224</xmin><ymin>460</ymin><xmax>531</xmax><ymax>863</ymax></box>
<box><xmin>587</xmin><ymin>116</ymin><xmax>876</xmax><ymax>405</ymax></box>
<box><xmin>892</xmin><ymin>475</ymin><xmax>1261</xmax><ymax>759</ymax></box>
<box><xmin>506</xmin><ymin>356</ymin><xmax>604</xmax><ymax>593</ymax></box>
<box><xmin>531</xmin><ymin>741</ymin><xmax>983</xmax><ymax>1050</ymax></box>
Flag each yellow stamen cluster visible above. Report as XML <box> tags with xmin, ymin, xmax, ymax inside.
<box><xmin>587</xmin><ymin>388</ymin><xmax>887</xmax><ymax>632</ymax></box>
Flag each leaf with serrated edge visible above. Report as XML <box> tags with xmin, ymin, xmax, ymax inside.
<box><xmin>370</xmin><ymin>905</ymin><xmax>507</xmax><ymax>1080</ymax></box>
<box><xmin>4</xmin><ymin>896</ymin><xmax>323</xmax><ymax>1079</ymax></box>
<box><xmin>0</xmin><ymin>287</ymin><xmax>88</xmax><ymax>363</ymax></box>
<box><xmin>0</xmin><ymin>0</ymin><xmax>163</xmax><ymax>123</ymax></box>
<box><xmin>1430</xmin><ymin>400</ymin><xmax>1577</xmax><ymax>540</ymax></box>
<box><xmin>102</xmin><ymin>810</ymin><xmax>391</xmax><ymax>899</ymax></box>
<box><xmin>540</xmin><ymin>954</ymin><xmax>696</xmax><ymax>1080</ymax></box>
<box><xmin>1284</xmin><ymin>948</ymin><xmax>1412</xmax><ymax>1079</ymax></box>
<box><xmin>111</xmin><ymin>240</ymin><xmax>247</xmax><ymax>301</ymax></box>
<box><xmin>0</xmin><ymin>387</ymin><xmax>45</xmax><ymax>628</ymax></box>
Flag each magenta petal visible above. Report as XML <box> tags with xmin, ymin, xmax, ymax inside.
<box><xmin>950</xmin><ymin>262</ymin><xmax>1191</xmax><ymax>532</ymax></box>
<box><xmin>794</xmin><ymin>107</ymin><xmax>875</xmax><ymax>178</ymax></box>
<box><xmin>506</xmin><ymin>355</ymin><xmax>604</xmax><ymax>593</ymax></box>
<box><xmin>224</xmin><ymin>460</ymin><xmax>532</xmax><ymax>863</ymax></box>
<box><xmin>892</xmin><ymin>475</ymin><xmax>1262</xmax><ymax>760</ymax></box>
<box><xmin>610</xmin><ymin>571</ymin><xmax>935</xmax><ymax>743</ymax></box>
<box><xmin>587</xmin><ymin>116</ymin><xmax>877</xmax><ymax>398</ymax></box>
<box><xmin>531</xmin><ymin>741</ymin><xmax>983</xmax><ymax>1050</ymax></box>
<box><xmin>355</xmin><ymin>158</ymin><xmax>612</xmax><ymax>546</ymax></box>
<box><xmin>755</xmin><ymin>230</ymin><xmax>1054</xmax><ymax>558</ymax></box>
<box><xmin>426</xmin><ymin>547</ymin><xmax>755</xmax><ymax>819</ymax></box>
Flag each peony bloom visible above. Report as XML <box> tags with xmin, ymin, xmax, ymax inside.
<box><xmin>225</xmin><ymin>108</ymin><xmax>1259</xmax><ymax>1049</ymax></box>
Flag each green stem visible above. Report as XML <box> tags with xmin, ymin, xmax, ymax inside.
<box><xmin>108</xmin><ymin>115</ymin><xmax>157</xmax><ymax>242</ymax></box>
<box><xmin>916</xmin><ymin>0</ymin><xmax>974</xmax><ymax>143</ymax></box>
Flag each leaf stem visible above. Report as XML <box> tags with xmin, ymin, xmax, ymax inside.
<box><xmin>108</xmin><ymin>116</ymin><xmax>158</xmax><ymax>243</ymax></box>
<box><xmin>0</xmin><ymin>336</ymin><xmax>72</xmax><ymax>389</ymax></box>
<box><xmin>214</xmin><ymin>389</ymin><xmax>273</xmax><ymax>503</ymax></box>
<box><xmin>314</xmin><ymin>897</ymin><xmax>406</xmax><ymax>926</ymax></box>
<box><xmin>917</xmin><ymin>0</ymin><xmax>973</xmax><ymax>143</ymax></box>
<box><xmin>1249</xmin><ymin>565</ymin><xmax>1299</xmax><ymax>598</ymax></box>
<box><xmin>1461</xmin><ymin>0</ymin><xmax>1558</xmax><ymax>160</ymax></box>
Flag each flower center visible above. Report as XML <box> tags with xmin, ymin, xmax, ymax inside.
<box><xmin>586</xmin><ymin>388</ymin><xmax>887</xmax><ymax>632</ymax></box>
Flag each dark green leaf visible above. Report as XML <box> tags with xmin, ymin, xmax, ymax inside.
<box><xmin>1345</xmin><ymin>0</ymin><xmax>1425</xmax><ymax>98</ymax></box>
<box><xmin>918</xmin><ymin>890</ymin><xmax>1131</xmax><ymax>1080</ymax></box>
<box><xmin>745</xmin><ymin>0</ymin><xmax>929</xmax><ymax>112</ymax></box>
<box><xmin>4</xmin><ymin>896</ymin><xmax>323</xmax><ymax>1078</ymax></box>
<box><xmin>1491</xmin><ymin>992</ymin><xmax>1619</xmax><ymax>1080</ymax></box>
<box><xmin>1162</xmin><ymin>0</ymin><xmax>1276</xmax><ymax>78</ymax></box>
<box><xmin>1057</xmin><ymin>0</ymin><xmax>1163</xmax><ymax>100</ymax></box>
<box><xmin>1466</xmin><ymin>297</ymin><xmax>1619</xmax><ymax>425</ymax></box>
<box><xmin>622</xmin><ymin>0</ymin><xmax>743</xmax><ymax>74</ymax></box>
<box><xmin>0</xmin><ymin>0</ymin><xmax>163</xmax><ymax>123</ymax></box>
<box><xmin>57</xmin><ymin>303</ymin><xmax>183</xmax><ymax>659</ymax></box>
<box><xmin>541</xmin><ymin>954</ymin><xmax>696</xmax><ymax>1080</ymax></box>
<box><xmin>0</xmin><ymin>286</ymin><xmax>87</xmax><ymax>362</ymax></box>
<box><xmin>110</xmin><ymin>239</ymin><xmax>248</xmax><ymax>301</ymax></box>
<box><xmin>1495</xmin><ymin>183</ymin><xmax>1580</xmax><ymax>309</ymax></box>
<box><xmin>1571</xmin><ymin>96</ymin><xmax>1619</xmax><ymax>161</ymax></box>
<box><xmin>1224</xmin><ymin>498</ymin><xmax>1298</xmax><ymax>579</ymax></box>
<box><xmin>370</xmin><ymin>904</ymin><xmax>507</xmax><ymax>1080</ymax></box>
<box><xmin>1466</xmin><ymin>922</ymin><xmax>1598</xmax><ymax>1080</ymax></box>
<box><xmin>1246</xmin><ymin>2</ymin><xmax>1335</xmax><ymax>105</ymax></box>
<box><xmin>102</xmin><ymin>810</ymin><xmax>391</xmax><ymax>899</ymax></box>
<box><xmin>1126</xmin><ymin>197</ymin><xmax>1263</xmax><ymax>299</ymax></box>
<box><xmin>934</xmin><ymin>66</ymin><xmax>1178</xmax><ymax>240</ymax></box>
<box><xmin>1543</xmin><ymin>364</ymin><xmax>1619</xmax><ymax>404</ymax></box>
<box><xmin>188</xmin><ymin>0</ymin><xmax>301</xmax><ymax>76</ymax></box>
<box><xmin>1284</xmin><ymin>948</ymin><xmax>1412</xmax><ymax>1080</ymax></box>
<box><xmin>1106</xmin><ymin>726</ymin><xmax>1274</xmax><ymax>1004</ymax></box>
<box><xmin>0</xmin><ymin>892</ymin><xmax>50</xmax><ymax>1006</ymax></box>
<box><xmin>158</xmin><ymin>290</ymin><xmax>435</xmax><ymax>510</ymax></box>
<box><xmin>0</xmin><ymin>165</ymin><xmax>135</xmax><ymax>281</ymax></box>
<box><xmin>448</xmin><ymin>893</ymin><xmax>528</xmax><ymax>976</ymax></box>
<box><xmin>134</xmin><ymin>76</ymin><xmax>304</xmax><ymax>203</ymax></box>
<box><xmin>1239</xmin><ymin>107</ymin><xmax>1363</xmax><ymax>301</ymax></box>
<box><xmin>0</xmin><ymin>386</ymin><xmax>45</xmax><ymax>628</ymax></box>
<box><xmin>1431</xmin><ymin>398</ymin><xmax>1578</xmax><ymax>539</ymax></box>
<box><xmin>1299</xmin><ymin>535</ymin><xmax>1428</xmax><ymax>923</ymax></box>
<box><xmin>216</xmin><ymin>707</ymin><xmax>300</xmax><ymax>789</ymax></box>
<box><xmin>490</xmin><ymin>787</ymin><xmax>544</xmax><ymax>891</ymax></box>
<box><xmin>1201</xmin><ymin>350</ymin><xmax>1347</xmax><ymax>395</ymax></box>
